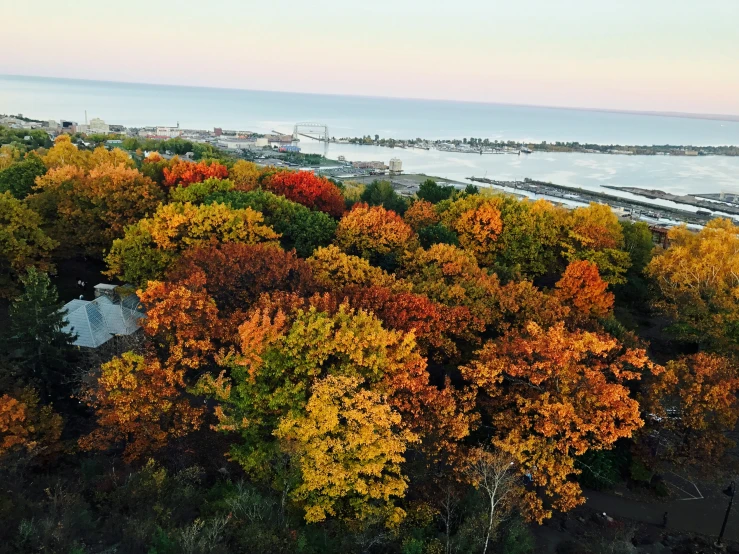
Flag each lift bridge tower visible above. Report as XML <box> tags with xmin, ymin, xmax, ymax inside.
<box><xmin>293</xmin><ymin>123</ymin><xmax>330</xmax><ymax>156</ymax></box>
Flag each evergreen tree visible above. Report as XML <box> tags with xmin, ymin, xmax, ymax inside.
<box><xmin>359</xmin><ymin>180</ymin><xmax>408</xmax><ymax>215</ymax></box>
<box><xmin>417</xmin><ymin>179</ymin><xmax>455</xmax><ymax>204</ymax></box>
<box><xmin>464</xmin><ymin>184</ymin><xmax>479</xmax><ymax>195</ymax></box>
<box><xmin>6</xmin><ymin>267</ymin><xmax>76</xmax><ymax>396</ymax></box>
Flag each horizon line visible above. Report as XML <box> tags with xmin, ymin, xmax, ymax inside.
<box><xmin>3</xmin><ymin>72</ymin><xmax>739</xmax><ymax>125</ymax></box>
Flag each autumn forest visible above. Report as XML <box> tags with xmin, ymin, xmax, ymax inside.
<box><xmin>2</xmin><ymin>131</ymin><xmax>739</xmax><ymax>553</ymax></box>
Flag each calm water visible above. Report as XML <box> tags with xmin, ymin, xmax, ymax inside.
<box><xmin>3</xmin><ymin>74</ymin><xmax>739</xmax><ymax>195</ymax></box>
<box><xmin>300</xmin><ymin>141</ymin><xmax>739</xmax><ymax>199</ymax></box>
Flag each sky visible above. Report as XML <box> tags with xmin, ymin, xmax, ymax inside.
<box><xmin>2</xmin><ymin>0</ymin><xmax>738</xmax><ymax>115</ymax></box>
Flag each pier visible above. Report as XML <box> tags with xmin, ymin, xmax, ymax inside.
<box><xmin>467</xmin><ymin>177</ymin><xmax>721</xmax><ymax>226</ymax></box>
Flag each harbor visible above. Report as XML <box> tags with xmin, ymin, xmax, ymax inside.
<box><xmin>466</xmin><ymin>176</ymin><xmax>731</xmax><ymax>226</ymax></box>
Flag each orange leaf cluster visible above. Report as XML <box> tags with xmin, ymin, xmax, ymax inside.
<box><xmin>79</xmin><ymin>352</ymin><xmax>204</xmax><ymax>461</ymax></box>
<box><xmin>139</xmin><ymin>274</ymin><xmax>221</xmax><ymax>371</ymax></box>
<box><xmin>403</xmin><ymin>200</ymin><xmax>439</xmax><ymax>231</ymax></box>
<box><xmin>645</xmin><ymin>352</ymin><xmax>739</xmax><ymax>464</ymax></box>
<box><xmin>0</xmin><ymin>388</ymin><xmax>62</xmax><ymax>461</ymax></box>
<box><xmin>163</xmin><ymin>158</ymin><xmax>229</xmax><ymax>187</ymax></box>
<box><xmin>167</xmin><ymin>243</ymin><xmax>315</xmax><ymax>321</ymax></box>
<box><xmin>463</xmin><ymin>321</ymin><xmax>650</xmax><ymax>521</ymax></box>
<box><xmin>554</xmin><ymin>260</ymin><xmax>614</xmax><ymax>323</ymax></box>
<box><xmin>335</xmin><ymin>203</ymin><xmax>417</xmax><ymax>261</ymax></box>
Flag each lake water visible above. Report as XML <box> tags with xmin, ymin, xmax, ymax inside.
<box><xmin>2</xmin><ymin>74</ymin><xmax>739</xmax><ymax>196</ymax></box>
<box><xmin>299</xmin><ymin>140</ymin><xmax>739</xmax><ymax>198</ymax></box>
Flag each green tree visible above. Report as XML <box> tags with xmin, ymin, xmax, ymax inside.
<box><xmin>418</xmin><ymin>223</ymin><xmax>459</xmax><ymax>248</ymax></box>
<box><xmin>359</xmin><ymin>180</ymin><xmax>408</xmax><ymax>215</ymax></box>
<box><xmin>6</xmin><ymin>268</ymin><xmax>76</xmax><ymax>397</ymax></box>
<box><xmin>621</xmin><ymin>221</ymin><xmax>654</xmax><ymax>274</ymax></box>
<box><xmin>0</xmin><ymin>152</ymin><xmax>47</xmax><ymax>199</ymax></box>
<box><xmin>0</xmin><ymin>192</ymin><xmax>57</xmax><ymax>297</ymax></box>
<box><xmin>208</xmin><ymin>189</ymin><xmax>337</xmax><ymax>257</ymax></box>
<box><xmin>417</xmin><ymin>179</ymin><xmax>455</xmax><ymax>204</ymax></box>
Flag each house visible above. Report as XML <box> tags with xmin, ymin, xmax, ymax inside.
<box><xmin>62</xmin><ymin>284</ymin><xmax>145</xmax><ymax>348</ymax></box>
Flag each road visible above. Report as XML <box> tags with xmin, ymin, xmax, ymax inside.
<box><xmin>585</xmin><ymin>482</ymin><xmax>739</xmax><ymax>542</ymax></box>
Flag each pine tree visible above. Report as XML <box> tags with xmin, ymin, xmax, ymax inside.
<box><xmin>6</xmin><ymin>267</ymin><xmax>76</xmax><ymax>397</ymax></box>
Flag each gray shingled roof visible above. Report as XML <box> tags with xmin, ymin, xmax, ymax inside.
<box><xmin>62</xmin><ymin>294</ymin><xmax>145</xmax><ymax>348</ymax></box>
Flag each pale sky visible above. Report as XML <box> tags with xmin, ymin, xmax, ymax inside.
<box><xmin>2</xmin><ymin>0</ymin><xmax>738</xmax><ymax>115</ymax></box>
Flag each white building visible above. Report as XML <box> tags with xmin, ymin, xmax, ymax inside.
<box><xmin>89</xmin><ymin>117</ymin><xmax>109</xmax><ymax>134</ymax></box>
<box><xmin>218</xmin><ymin>138</ymin><xmax>258</xmax><ymax>150</ymax></box>
<box><xmin>389</xmin><ymin>158</ymin><xmax>403</xmax><ymax>173</ymax></box>
<box><xmin>61</xmin><ymin>285</ymin><xmax>145</xmax><ymax>348</ymax></box>
<box><xmin>156</xmin><ymin>126</ymin><xmax>183</xmax><ymax>138</ymax></box>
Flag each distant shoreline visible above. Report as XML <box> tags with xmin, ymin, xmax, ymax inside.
<box><xmin>3</xmin><ymin>73</ymin><xmax>739</xmax><ymax>125</ymax></box>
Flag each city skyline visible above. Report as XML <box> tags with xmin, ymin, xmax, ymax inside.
<box><xmin>3</xmin><ymin>0</ymin><xmax>738</xmax><ymax>116</ymax></box>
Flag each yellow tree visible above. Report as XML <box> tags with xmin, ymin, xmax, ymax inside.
<box><xmin>0</xmin><ymin>145</ymin><xmax>22</xmax><ymax>171</ymax></box>
<box><xmin>230</xmin><ymin>160</ymin><xmax>262</xmax><ymax>191</ymax></box>
<box><xmin>307</xmin><ymin>245</ymin><xmax>405</xmax><ymax>291</ymax></box>
<box><xmin>646</xmin><ymin>219</ymin><xmax>739</xmax><ymax>351</ymax></box>
<box><xmin>198</xmin><ymin>305</ymin><xmax>473</xmax><ymax>524</ymax></box>
<box><xmin>105</xmin><ymin>201</ymin><xmax>280</xmax><ymax>284</ymax></box>
<box><xmin>41</xmin><ymin>135</ymin><xmax>90</xmax><ymax>169</ymax></box>
<box><xmin>453</xmin><ymin>202</ymin><xmax>503</xmax><ymax>266</ymax></box>
<box><xmin>275</xmin><ymin>375</ymin><xmax>417</xmax><ymax>525</ymax></box>
<box><xmin>462</xmin><ymin>321</ymin><xmax>651</xmax><ymax>521</ymax></box>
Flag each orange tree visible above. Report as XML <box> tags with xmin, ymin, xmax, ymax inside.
<box><xmin>138</xmin><ymin>273</ymin><xmax>222</xmax><ymax>372</ymax></box>
<box><xmin>166</xmin><ymin>243</ymin><xmax>316</xmax><ymax>323</ymax></box>
<box><xmin>462</xmin><ymin>321</ymin><xmax>651</xmax><ymax>521</ymax></box>
<box><xmin>33</xmin><ymin>163</ymin><xmax>164</xmax><ymax>256</ymax></box>
<box><xmin>643</xmin><ymin>353</ymin><xmax>739</xmax><ymax>466</ymax></box>
<box><xmin>162</xmin><ymin>158</ymin><xmax>229</xmax><ymax>187</ymax></box>
<box><xmin>403</xmin><ymin>199</ymin><xmax>439</xmax><ymax>231</ymax></box>
<box><xmin>335</xmin><ymin>203</ymin><xmax>417</xmax><ymax>269</ymax></box>
<box><xmin>0</xmin><ymin>388</ymin><xmax>62</xmax><ymax>464</ymax></box>
<box><xmin>554</xmin><ymin>260</ymin><xmax>614</xmax><ymax>325</ymax></box>
<box><xmin>79</xmin><ymin>351</ymin><xmax>204</xmax><ymax>461</ymax></box>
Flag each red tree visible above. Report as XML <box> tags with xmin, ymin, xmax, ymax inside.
<box><xmin>341</xmin><ymin>285</ymin><xmax>474</xmax><ymax>360</ymax></box>
<box><xmin>167</xmin><ymin>243</ymin><xmax>316</xmax><ymax>321</ymax></box>
<box><xmin>264</xmin><ymin>170</ymin><xmax>345</xmax><ymax>217</ymax></box>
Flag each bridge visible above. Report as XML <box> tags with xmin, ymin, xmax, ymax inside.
<box><xmin>293</xmin><ymin>122</ymin><xmax>329</xmax><ymax>142</ymax></box>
